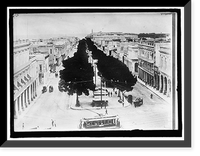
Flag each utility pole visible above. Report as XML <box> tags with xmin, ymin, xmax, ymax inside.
<box><xmin>95</xmin><ymin>64</ymin><xmax>97</xmax><ymax>86</ymax></box>
<box><xmin>101</xmin><ymin>75</ymin><xmax>102</xmax><ymax>109</ymax></box>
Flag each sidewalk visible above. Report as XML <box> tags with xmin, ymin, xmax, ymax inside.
<box><xmin>137</xmin><ymin>78</ymin><xmax>171</xmax><ymax>104</ymax></box>
<box><xmin>14</xmin><ymin>73</ymin><xmax>55</xmax><ymax>126</ymax></box>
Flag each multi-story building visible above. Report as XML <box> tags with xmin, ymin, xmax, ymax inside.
<box><xmin>138</xmin><ymin>39</ymin><xmax>155</xmax><ymax>87</ymax></box>
<box><xmin>138</xmin><ymin>38</ymin><xmax>172</xmax><ymax>97</ymax></box>
<box><xmin>157</xmin><ymin>43</ymin><xmax>172</xmax><ymax>97</ymax></box>
<box><xmin>53</xmin><ymin>40</ymin><xmax>67</xmax><ymax>66</ymax></box>
<box><xmin>13</xmin><ymin>39</ymin><xmax>38</xmax><ymax>119</ymax></box>
<box><xmin>35</xmin><ymin>53</ymin><xmax>50</xmax><ymax>85</ymax></box>
<box><xmin>123</xmin><ymin>44</ymin><xmax>138</xmax><ymax>75</ymax></box>
<box><xmin>48</xmin><ymin>42</ymin><xmax>56</xmax><ymax>72</ymax></box>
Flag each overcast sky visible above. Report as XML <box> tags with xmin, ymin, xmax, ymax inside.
<box><xmin>13</xmin><ymin>13</ymin><xmax>172</xmax><ymax>40</ymax></box>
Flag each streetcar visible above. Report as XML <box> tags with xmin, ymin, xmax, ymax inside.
<box><xmin>79</xmin><ymin>115</ymin><xmax>121</xmax><ymax>129</ymax></box>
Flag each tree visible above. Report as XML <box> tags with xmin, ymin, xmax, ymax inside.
<box><xmin>86</xmin><ymin>38</ymin><xmax>137</xmax><ymax>93</ymax></box>
<box><xmin>59</xmin><ymin>39</ymin><xmax>95</xmax><ymax>107</ymax></box>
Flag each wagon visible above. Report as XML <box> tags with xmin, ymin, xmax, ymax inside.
<box><xmin>133</xmin><ymin>97</ymin><xmax>143</xmax><ymax>107</ymax></box>
<box><xmin>49</xmin><ymin>86</ymin><xmax>54</xmax><ymax>93</ymax></box>
<box><xmin>42</xmin><ymin>86</ymin><xmax>47</xmax><ymax>93</ymax></box>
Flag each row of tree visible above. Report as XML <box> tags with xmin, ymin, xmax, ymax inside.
<box><xmin>58</xmin><ymin>37</ymin><xmax>137</xmax><ymax>107</ymax></box>
<box><xmin>59</xmin><ymin>39</ymin><xmax>95</xmax><ymax>107</ymax></box>
<box><xmin>85</xmin><ymin>38</ymin><xmax>137</xmax><ymax>92</ymax></box>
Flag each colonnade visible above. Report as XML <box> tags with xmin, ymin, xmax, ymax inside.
<box><xmin>138</xmin><ymin>68</ymin><xmax>171</xmax><ymax>97</ymax></box>
<box><xmin>14</xmin><ymin>80</ymin><xmax>37</xmax><ymax>119</ymax></box>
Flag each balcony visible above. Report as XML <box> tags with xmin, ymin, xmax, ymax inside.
<box><xmin>138</xmin><ymin>55</ymin><xmax>154</xmax><ymax>64</ymax></box>
<box><xmin>138</xmin><ymin>65</ymin><xmax>154</xmax><ymax>76</ymax></box>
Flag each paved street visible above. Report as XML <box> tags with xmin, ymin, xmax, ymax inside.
<box><xmin>14</xmin><ymin>44</ymin><xmax>172</xmax><ymax>131</ymax></box>
<box><xmin>14</xmin><ymin>70</ymin><xmax>172</xmax><ymax>131</ymax></box>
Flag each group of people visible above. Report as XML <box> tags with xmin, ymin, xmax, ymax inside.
<box><xmin>107</xmin><ymin>88</ymin><xmax>118</xmax><ymax>97</ymax></box>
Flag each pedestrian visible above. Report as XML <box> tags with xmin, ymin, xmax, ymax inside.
<box><xmin>22</xmin><ymin>123</ymin><xmax>24</xmax><ymax>130</ymax></box>
<box><xmin>110</xmin><ymin>91</ymin><xmax>112</xmax><ymax>97</ymax></box>
<box><xmin>108</xmin><ymin>92</ymin><xmax>110</xmax><ymax>97</ymax></box>
<box><xmin>51</xmin><ymin>119</ymin><xmax>54</xmax><ymax>127</ymax></box>
<box><xmin>150</xmin><ymin>94</ymin><xmax>153</xmax><ymax>99</ymax></box>
<box><xmin>54</xmin><ymin>120</ymin><xmax>56</xmax><ymax>127</ymax></box>
<box><xmin>105</xmin><ymin>109</ymin><xmax>108</xmax><ymax>115</ymax></box>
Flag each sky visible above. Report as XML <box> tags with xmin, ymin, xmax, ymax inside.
<box><xmin>13</xmin><ymin>13</ymin><xmax>173</xmax><ymax>40</ymax></box>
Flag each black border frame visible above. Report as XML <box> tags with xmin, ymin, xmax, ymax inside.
<box><xmin>2</xmin><ymin>2</ymin><xmax>191</xmax><ymax>147</ymax></box>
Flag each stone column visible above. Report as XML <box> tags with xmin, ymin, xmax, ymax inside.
<box><xmin>24</xmin><ymin>90</ymin><xmax>27</xmax><ymax>108</ymax></box>
<box><xmin>32</xmin><ymin>83</ymin><xmax>34</xmax><ymax>99</ymax></box>
<box><xmin>33</xmin><ymin>82</ymin><xmax>36</xmax><ymax>99</ymax></box>
<box><xmin>159</xmin><ymin>75</ymin><xmax>162</xmax><ymax>93</ymax></box>
<box><xmin>164</xmin><ymin>77</ymin><xmax>167</xmax><ymax>95</ymax></box>
<box><xmin>167</xmin><ymin>79</ymin><xmax>171</xmax><ymax>97</ymax></box>
<box><xmin>20</xmin><ymin>93</ymin><xmax>24</xmax><ymax>111</ymax></box>
<box><xmin>14</xmin><ymin>100</ymin><xmax>18</xmax><ymax>119</ymax></box>
<box><xmin>18</xmin><ymin>96</ymin><xmax>21</xmax><ymax>115</ymax></box>
<box><xmin>27</xmin><ymin>86</ymin><xmax>30</xmax><ymax>104</ymax></box>
<box><xmin>35</xmin><ymin>80</ymin><xmax>37</xmax><ymax>97</ymax></box>
<box><xmin>31</xmin><ymin>84</ymin><xmax>33</xmax><ymax>101</ymax></box>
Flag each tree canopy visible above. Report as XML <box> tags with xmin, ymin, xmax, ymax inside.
<box><xmin>86</xmin><ymin>38</ymin><xmax>137</xmax><ymax>92</ymax></box>
<box><xmin>59</xmin><ymin>39</ymin><xmax>95</xmax><ymax>97</ymax></box>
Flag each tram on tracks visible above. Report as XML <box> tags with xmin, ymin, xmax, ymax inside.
<box><xmin>79</xmin><ymin>115</ymin><xmax>121</xmax><ymax>130</ymax></box>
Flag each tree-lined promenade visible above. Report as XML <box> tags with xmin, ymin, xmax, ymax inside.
<box><xmin>15</xmin><ymin>38</ymin><xmax>172</xmax><ymax>131</ymax></box>
<box><xmin>59</xmin><ymin>38</ymin><xmax>137</xmax><ymax>107</ymax></box>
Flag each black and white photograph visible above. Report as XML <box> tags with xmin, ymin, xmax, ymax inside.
<box><xmin>4</xmin><ymin>5</ymin><xmax>191</xmax><ymax>148</ymax></box>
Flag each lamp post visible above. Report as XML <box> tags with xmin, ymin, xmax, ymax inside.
<box><xmin>99</xmin><ymin>72</ymin><xmax>103</xmax><ymax>109</ymax></box>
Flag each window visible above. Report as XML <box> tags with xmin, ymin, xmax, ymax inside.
<box><xmin>39</xmin><ymin>64</ymin><xmax>42</xmax><ymax>72</ymax></box>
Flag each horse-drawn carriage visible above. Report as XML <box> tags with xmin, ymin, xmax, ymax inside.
<box><xmin>133</xmin><ymin>97</ymin><xmax>143</xmax><ymax>107</ymax></box>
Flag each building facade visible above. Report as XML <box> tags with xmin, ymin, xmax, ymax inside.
<box><xmin>123</xmin><ymin>44</ymin><xmax>139</xmax><ymax>75</ymax></box>
<box><xmin>53</xmin><ymin>41</ymin><xmax>66</xmax><ymax>66</ymax></box>
<box><xmin>157</xmin><ymin>43</ymin><xmax>172</xmax><ymax>97</ymax></box>
<box><xmin>14</xmin><ymin>39</ymin><xmax>38</xmax><ymax>119</ymax></box>
<box><xmin>36</xmin><ymin>54</ymin><xmax>50</xmax><ymax>85</ymax></box>
<box><xmin>138</xmin><ymin>39</ymin><xmax>155</xmax><ymax>87</ymax></box>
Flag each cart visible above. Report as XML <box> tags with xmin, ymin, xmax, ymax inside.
<box><xmin>133</xmin><ymin>97</ymin><xmax>143</xmax><ymax>107</ymax></box>
<box><xmin>49</xmin><ymin>86</ymin><xmax>54</xmax><ymax>93</ymax></box>
<box><xmin>42</xmin><ymin>86</ymin><xmax>47</xmax><ymax>93</ymax></box>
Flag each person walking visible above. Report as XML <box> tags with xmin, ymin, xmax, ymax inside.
<box><xmin>105</xmin><ymin>109</ymin><xmax>108</xmax><ymax>115</ymax></box>
<box><xmin>51</xmin><ymin>119</ymin><xmax>54</xmax><ymax>127</ymax></box>
<box><xmin>54</xmin><ymin>120</ymin><xmax>57</xmax><ymax>127</ymax></box>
